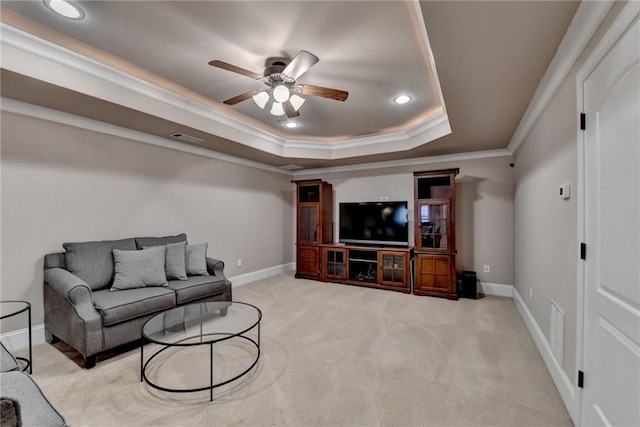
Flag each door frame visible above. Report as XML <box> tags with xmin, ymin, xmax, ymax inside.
<box><xmin>575</xmin><ymin>2</ymin><xmax>640</xmax><ymax>424</ymax></box>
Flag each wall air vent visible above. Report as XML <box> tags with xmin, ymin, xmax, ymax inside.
<box><xmin>170</xmin><ymin>133</ymin><xmax>204</xmax><ymax>144</ymax></box>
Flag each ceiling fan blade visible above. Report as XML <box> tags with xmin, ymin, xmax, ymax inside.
<box><xmin>284</xmin><ymin>100</ymin><xmax>300</xmax><ymax>118</ymax></box>
<box><xmin>300</xmin><ymin>84</ymin><xmax>349</xmax><ymax>102</ymax></box>
<box><xmin>208</xmin><ymin>60</ymin><xmax>263</xmax><ymax>80</ymax></box>
<box><xmin>282</xmin><ymin>50</ymin><xmax>319</xmax><ymax>81</ymax></box>
<box><xmin>223</xmin><ymin>89</ymin><xmax>261</xmax><ymax>105</ymax></box>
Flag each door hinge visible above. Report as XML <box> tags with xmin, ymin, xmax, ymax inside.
<box><xmin>578</xmin><ymin>370</ymin><xmax>584</xmax><ymax>388</ymax></box>
<box><xmin>580</xmin><ymin>113</ymin><xmax>586</xmax><ymax>130</ymax></box>
<box><xmin>580</xmin><ymin>243</ymin><xmax>587</xmax><ymax>260</ymax></box>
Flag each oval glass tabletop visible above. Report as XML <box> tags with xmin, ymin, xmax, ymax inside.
<box><xmin>142</xmin><ymin>301</ymin><xmax>261</xmax><ymax>346</ymax></box>
<box><xmin>0</xmin><ymin>301</ymin><xmax>31</xmax><ymax>319</ymax></box>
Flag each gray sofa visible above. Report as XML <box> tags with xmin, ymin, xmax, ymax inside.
<box><xmin>43</xmin><ymin>233</ymin><xmax>232</xmax><ymax>368</ymax></box>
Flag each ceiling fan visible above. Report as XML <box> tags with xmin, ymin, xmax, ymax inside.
<box><xmin>209</xmin><ymin>50</ymin><xmax>348</xmax><ymax>118</ymax></box>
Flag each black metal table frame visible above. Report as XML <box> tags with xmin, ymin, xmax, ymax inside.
<box><xmin>140</xmin><ymin>302</ymin><xmax>261</xmax><ymax>401</ymax></box>
<box><xmin>0</xmin><ymin>300</ymin><xmax>32</xmax><ymax>374</ymax></box>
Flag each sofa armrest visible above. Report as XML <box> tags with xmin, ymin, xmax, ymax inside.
<box><xmin>43</xmin><ymin>268</ymin><xmax>103</xmax><ymax>360</ymax></box>
<box><xmin>44</xmin><ymin>268</ymin><xmax>93</xmax><ymax>306</ymax></box>
<box><xmin>206</xmin><ymin>257</ymin><xmax>226</xmax><ymax>279</ymax></box>
<box><xmin>205</xmin><ymin>257</ymin><xmax>232</xmax><ymax>301</ymax></box>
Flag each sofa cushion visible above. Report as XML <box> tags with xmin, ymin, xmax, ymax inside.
<box><xmin>142</xmin><ymin>241</ymin><xmax>188</xmax><ymax>281</ymax></box>
<box><xmin>111</xmin><ymin>246</ymin><xmax>168</xmax><ymax>291</ymax></box>
<box><xmin>167</xmin><ymin>276</ymin><xmax>226</xmax><ymax>305</ymax></box>
<box><xmin>135</xmin><ymin>233</ymin><xmax>187</xmax><ymax>250</ymax></box>
<box><xmin>92</xmin><ymin>287</ymin><xmax>175</xmax><ymax>326</ymax></box>
<box><xmin>0</xmin><ymin>371</ymin><xmax>66</xmax><ymax>427</ymax></box>
<box><xmin>44</xmin><ymin>253</ymin><xmax>66</xmax><ymax>270</ymax></box>
<box><xmin>185</xmin><ymin>243</ymin><xmax>209</xmax><ymax>276</ymax></box>
<box><xmin>63</xmin><ymin>238</ymin><xmax>137</xmax><ymax>291</ymax></box>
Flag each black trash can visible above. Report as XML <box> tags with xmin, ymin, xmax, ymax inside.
<box><xmin>460</xmin><ymin>270</ymin><xmax>478</xmax><ymax>299</ymax></box>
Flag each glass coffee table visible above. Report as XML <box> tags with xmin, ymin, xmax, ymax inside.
<box><xmin>140</xmin><ymin>301</ymin><xmax>261</xmax><ymax>401</ymax></box>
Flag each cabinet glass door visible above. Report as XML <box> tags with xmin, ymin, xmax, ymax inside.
<box><xmin>298</xmin><ymin>205</ymin><xmax>319</xmax><ymax>243</ymax></box>
<box><xmin>418</xmin><ymin>201</ymin><xmax>449</xmax><ymax>251</ymax></box>
<box><xmin>325</xmin><ymin>249</ymin><xmax>346</xmax><ymax>279</ymax></box>
<box><xmin>380</xmin><ymin>253</ymin><xmax>405</xmax><ymax>284</ymax></box>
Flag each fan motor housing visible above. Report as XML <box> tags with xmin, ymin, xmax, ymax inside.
<box><xmin>264</xmin><ymin>61</ymin><xmax>286</xmax><ymax>77</ymax></box>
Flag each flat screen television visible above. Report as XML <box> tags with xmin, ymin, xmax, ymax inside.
<box><xmin>339</xmin><ymin>201</ymin><xmax>409</xmax><ymax>247</ymax></box>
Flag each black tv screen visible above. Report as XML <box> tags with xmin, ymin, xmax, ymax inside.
<box><xmin>339</xmin><ymin>201</ymin><xmax>409</xmax><ymax>247</ymax></box>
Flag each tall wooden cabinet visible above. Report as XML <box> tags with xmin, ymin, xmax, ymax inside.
<box><xmin>294</xmin><ymin>180</ymin><xmax>333</xmax><ymax>279</ymax></box>
<box><xmin>413</xmin><ymin>169</ymin><xmax>459</xmax><ymax>299</ymax></box>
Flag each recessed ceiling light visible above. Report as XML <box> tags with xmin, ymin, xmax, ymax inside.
<box><xmin>393</xmin><ymin>95</ymin><xmax>412</xmax><ymax>105</ymax></box>
<box><xmin>284</xmin><ymin>121</ymin><xmax>299</xmax><ymax>129</ymax></box>
<box><xmin>43</xmin><ymin>0</ymin><xmax>85</xmax><ymax>20</ymax></box>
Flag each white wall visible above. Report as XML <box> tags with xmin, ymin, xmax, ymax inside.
<box><xmin>513</xmin><ymin>75</ymin><xmax>579</xmax><ymax>383</ymax></box>
<box><xmin>512</xmin><ymin>1</ymin><xmax>626</xmax><ymax>389</ymax></box>
<box><xmin>0</xmin><ymin>111</ymin><xmax>294</xmax><ymax>330</ymax></box>
<box><xmin>295</xmin><ymin>154</ymin><xmax>515</xmax><ymax>287</ymax></box>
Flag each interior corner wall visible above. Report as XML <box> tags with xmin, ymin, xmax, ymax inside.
<box><xmin>0</xmin><ymin>111</ymin><xmax>295</xmax><ymax>331</ymax></box>
<box><xmin>512</xmin><ymin>3</ymin><xmax>626</xmax><ymax>386</ymax></box>
<box><xmin>295</xmin><ymin>155</ymin><xmax>515</xmax><ymax>288</ymax></box>
<box><xmin>513</xmin><ymin>70</ymin><xmax>579</xmax><ymax>382</ymax></box>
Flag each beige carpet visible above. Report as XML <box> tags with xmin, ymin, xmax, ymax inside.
<box><xmin>23</xmin><ymin>272</ymin><xmax>573</xmax><ymax>426</ymax></box>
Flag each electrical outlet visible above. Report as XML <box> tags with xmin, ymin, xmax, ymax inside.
<box><xmin>237</xmin><ymin>258</ymin><xmax>243</xmax><ymax>267</ymax></box>
<box><xmin>483</xmin><ymin>265</ymin><xmax>490</xmax><ymax>273</ymax></box>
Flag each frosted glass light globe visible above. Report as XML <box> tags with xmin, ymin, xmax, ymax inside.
<box><xmin>273</xmin><ymin>85</ymin><xmax>291</xmax><ymax>103</ymax></box>
<box><xmin>270</xmin><ymin>102</ymin><xmax>285</xmax><ymax>116</ymax></box>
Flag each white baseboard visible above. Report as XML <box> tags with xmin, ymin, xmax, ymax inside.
<box><xmin>512</xmin><ymin>288</ymin><xmax>577</xmax><ymax>423</ymax></box>
<box><xmin>228</xmin><ymin>262</ymin><xmax>296</xmax><ymax>287</ymax></box>
<box><xmin>1</xmin><ymin>324</ymin><xmax>46</xmax><ymax>352</ymax></box>
<box><xmin>479</xmin><ymin>281</ymin><xmax>513</xmax><ymax>298</ymax></box>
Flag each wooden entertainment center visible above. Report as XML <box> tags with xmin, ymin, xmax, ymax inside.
<box><xmin>321</xmin><ymin>244</ymin><xmax>414</xmax><ymax>293</ymax></box>
<box><xmin>294</xmin><ymin>170</ymin><xmax>458</xmax><ymax>299</ymax></box>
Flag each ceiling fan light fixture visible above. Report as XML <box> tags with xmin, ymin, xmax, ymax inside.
<box><xmin>270</xmin><ymin>102</ymin><xmax>285</xmax><ymax>116</ymax></box>
<box><xmin>43</xmin><ymin>0</ymin><xmax>85</xmax><ymax>19</ymax></box>
<box><xmin>252</xmin><ymin>91</ymin><xmax>269</xmax><ymax>109</ymax></box>
<box><xmin>394</xmin><ymin>95</ymin><xmax>412</xmax><ymax>105</ymax></box>
<box><xmin>289</xmin><ymin>94</ymin><xmax>306</xmax><ymax>112</ymax></box>
<box><xmin>272</xmin><ymin>85</ymin><xmax>291</xmax><ymax>103</ymax></box>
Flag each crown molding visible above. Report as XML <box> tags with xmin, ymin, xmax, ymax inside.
<box><xmin>0</xmin><ymin>6</ymin><xmax>450</xmax><ymax>161</ymax></box>
<box><xmin>0</xmin><ymin>22</ymin><xmax>286</xmax><ymax>154</ymax></box>
<box><xmin>292</xmin><ymin>148</ymin><xmax>512</xmax><ymax>176</ymax></box>
<box><xmin>0</xmin><ymin>97</ymin><xmax>292</xmax><ymax>176</ymax></box>
<box><xmin>507</xmin><ymin>0</ymin><xmax>614</xmax><ymax>154</ymax></box>
<box><xmin>2</xmin><ymin>96</ymin><xmax>510</xmax><ymax>177</ymax></box>
<box><xmin>282</xmin><ymin>112</ymin><xmax>451</xmax><ymax>160</ymax></box>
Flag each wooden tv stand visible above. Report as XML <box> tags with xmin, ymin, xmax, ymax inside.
<box><xmin>319</xmin><ymin>244</ymin><xmax>414</xmax><ymax>293</ymax></box>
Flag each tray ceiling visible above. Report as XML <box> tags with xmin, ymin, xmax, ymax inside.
<box><xmin>0</xmin><ymin>1</ymin><xmax>579</xmax><ymax>169</ymax></box>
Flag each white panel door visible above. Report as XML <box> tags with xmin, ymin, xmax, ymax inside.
<box><xmin>582</xmin><ymin>12</ymin><xmax>640</xmax><ymax>427</ymax></box>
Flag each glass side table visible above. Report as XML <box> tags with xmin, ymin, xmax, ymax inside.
<box><xmin>0</xmin><ymin>301</ymin><xmax>32</xmax><ymax>374</ymax></box>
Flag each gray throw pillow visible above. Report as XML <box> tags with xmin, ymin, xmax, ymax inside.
<box><xmin>110</xmin><ymin>246</ymin><xmax>168</xmax><ymax>291</ymax></box>
<box><xmin>63</xmin><ymin>238</ymin><xmax>137</xmax><ymax>290</ymax></box>
<box><xmin>143</xmin><ymin>241</ymin><xmax>188</xmax><ymax>281</ymax></box>
<box><xmin>186</xmin><ymin>243</ymin><xmax>209</xmax><ymax>276</ymax></box>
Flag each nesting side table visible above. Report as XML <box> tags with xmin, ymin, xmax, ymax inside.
<box><xmin>0</xmin><ymin>301</ymin><xmax>32</xmax><ymax>373</ymax></box>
